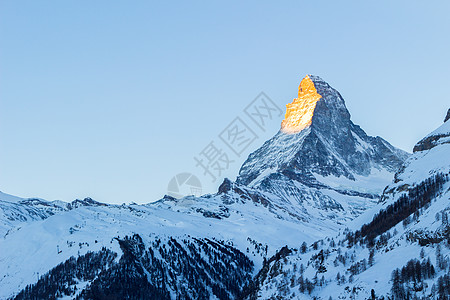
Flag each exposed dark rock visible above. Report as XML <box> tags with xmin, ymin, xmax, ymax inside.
<box><xmin>218</xmin><ymin>178</ymin><xmax>233</xmax><ymax>194</ymax></box>
<box><xmin>68</xmin><ymin>197</ymin><xmax>107</xmax><ymax>209</ymax></box>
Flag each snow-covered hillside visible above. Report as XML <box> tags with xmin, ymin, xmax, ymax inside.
<box><xmin>244</xmin><ymin>112</ymin><xmax>450</xmax><ymax>299</ymax></box>
<box><xmin>0</xmin><ymin>191</ymin><xmax>68</xmax><ymax>238</ymax></box>
<box><xmin>0</xmin><ymin>188</ymin><xmax>337</xmax><ymax>299</ymax></box>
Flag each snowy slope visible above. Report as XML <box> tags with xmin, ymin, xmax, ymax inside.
<box><xmin>0</xmin><ymin>192</ymin><xmax>68</xmax><ymax>238</ymax></box>
<box><xmin>0</xmin><ymin>191</ymin><xmax>332</xmax><ymax>299</ymax></box>
<box><xmin>0</xmin><ymin>194</ymin><xmax>109</xmax><ymax>239</ymax></box>
<box><xmin>246</xmin><ymin>114</ymin><xmax>450</xmax><ymax>300</ymax></box>
<box><xmin>0</xmin><ymin>192</ymin><xmax>27</xmax><ymax>203</ymax></box>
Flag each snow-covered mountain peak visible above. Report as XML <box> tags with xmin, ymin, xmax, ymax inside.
<box><xmin>280</xmin><ymin>75</ymin><xmax>348</xmax><ymax>135</ymax></box>
<box><xmin>238</xmin><ymin>76</ymin><xmax>408</xmax><ymax>194</ymax></box>
<box><xmin>281</xmin><ymin>75</ymin><xmax>323</xmax><ymax>134</ymax></box>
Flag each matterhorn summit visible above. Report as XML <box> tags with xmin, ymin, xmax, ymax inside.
<box><xmin>235</xmin><ymin>75</ymin><xmax>409</xmax><ymax>223</ymax></box>
<box><xmin>280</xmin><ymin>75</ymin><xmax>348</xmax><ymax>134</ymax></box>
<box><xmin>238</xmin><ymin>75</ymin><xmax>408</xmax><ymax>189</ymax></box>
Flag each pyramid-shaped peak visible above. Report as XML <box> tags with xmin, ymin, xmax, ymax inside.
<box><xmin>238</xmin><ymin>74</ymin><xmax>409</xmax><ymax>189</ymax></box>
<box><xmin>280</xmin><ymin>76</ymin><xmax>321</xmax><ymax>134</ymax></box>
<box><xmin>305</xmin><ymin>74</ymin><xmax>327</xmax><ymax>84</ymax></box>
<box><xmin>281</xmin><ymin>75</ymin><xmax>347</xmax><ymax>134</ymax></box>
<box><xmin>296</xmin><ymin>75</ymin><xmax>329</xmax><ymax>95</ymax></box>
<box><xmin>296</xmin><ymin>75</ymin><xmax>318</xmax><ymax>97</ymax></box>
<box><xmin>305</xmin><ymin>74</ymin><xmax>334</xmax><ymax>91</ymax></box>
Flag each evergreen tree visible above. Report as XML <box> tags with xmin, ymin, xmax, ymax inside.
<box><xmin>420</xmin><ymin>248</ymin><xmax>425</xmax><ymax>259</ymax></box>
<box><xmin>391</xmin><ymin>269</ymin><xmax>405</xmax><ymax>300</ymax></box>
<box><xmin>300</xmin><ymin>242</ymin><xmax>308</xmax><ymax>254</ymax></box>
<box><xmin>368</xmin><ymin>248</ymin><xmax>375</xmax><ymax>266</ymax></box>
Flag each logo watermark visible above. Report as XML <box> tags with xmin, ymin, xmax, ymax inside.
<box><xmin>167</xmin><ymin>173</ymin><xmax>202</xmax><ymax>199</ymax></box>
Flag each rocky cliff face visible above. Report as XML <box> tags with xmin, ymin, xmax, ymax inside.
<box><xmin>413</xmin><ymin>109</ymin><xmax>450</xmax><ymax>153</ymax></box>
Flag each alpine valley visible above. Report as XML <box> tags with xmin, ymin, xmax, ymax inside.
<box><xmin>1</xmin><ymin>75</ymin><xmax>449</xmax><ymax>300</ymax></box>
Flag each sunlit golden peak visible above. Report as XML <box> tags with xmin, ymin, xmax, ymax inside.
<box><xmin>280</xmin><ymin>75</ymin><xmax>322</xmax><ymax>134</ymax></box>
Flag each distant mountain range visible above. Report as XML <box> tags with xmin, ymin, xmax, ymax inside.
<box><xmin>1</xmin><ymin>76</ymin><xmax>448</xmax><ymax>300</ymax></box>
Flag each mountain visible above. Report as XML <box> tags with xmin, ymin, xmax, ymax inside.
<box><xmin>0</xmin><ymin>191</ymin><xmax>66</xmax><ymax>238</ymax></box>
<box><xmin>0</xmin><ymin>192</ymin><xmax>107</xmax><ymax>238</ymax></box>
<box><xmin>0</xmin><ymin>185</ymin><xmax>343</xmax><ymax>299</ymax></box>
<box><xmin>243</xmin><ymin>111</ymin><xmax>450</xmax><ymax>299</ymax></box>
<box><xmin>0</xmin><ymin>75</ymin><xmax>417</xmax><ymax>299</ymax></box>
<box><xmin>236</xmin><ymin>75</ymin><xmax>409</xmax><ymax>226</ymax></box>
<box><xmin>238</xmin><ymin>75</ymin><xmax>407</xmax><ymax>188</ymax></box>
<box><xmin>413</xmin><ymin>108</ymin><xmax>450</xmax><ymax>153</ymax></box>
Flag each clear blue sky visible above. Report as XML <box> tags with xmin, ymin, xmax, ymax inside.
<box><xmin>1</xmin><ymin>1</ymin><xmax>449</xmax><ymax>204</ymax></box>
